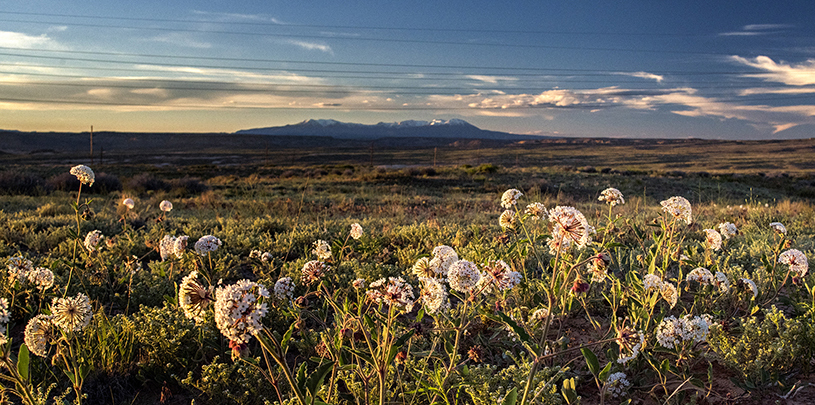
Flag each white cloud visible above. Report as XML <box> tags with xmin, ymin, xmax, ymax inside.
<box><xmin>284</xmin><ymin>40</ymin><xmax>333</xmax><ymax>54</ymax></box>
<box><xmin>190</xmin><ymin>10</ymin><xmax>284</xmax><ymax>24</ymax></box>
<box><xmin>465</xmin><ymin>75</ymin><xmax>518</xmax><ymax>84</ymax></box>
<box><xmin>0</xmin><ymin>30</ymin><xmax>62</xmax><ymax>49</ymax></box>
<box><xmin>149</xmin><ymin>33</ymin><xmax>212</xmax><ymax>49</ymax></box>
<box><xmin>615</xmin><ymin>71</ymin><xmax>664</xmax><ymax>82</ymax></box>
<box><xmin>731</xmin><ymin>55</ymin><xmax>815</xmax><ymax>85</ymax></box>
<box><xmin>719</xmin><ymin>24</ymin><xmax>793</xmax><ymax>36</ymax></box>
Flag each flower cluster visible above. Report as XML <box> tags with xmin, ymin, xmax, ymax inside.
<box><xmin>447</xmin><ymin>260</ymin><xmax>482</xmax><ymax>294</ymax></box>
<box><xmin>274</xmin><ymin>277</ymin><xmax>295</xmax><ymax>302</ymax></box>
<box><xmin>28</xmin><ymin>267</ymin><xmax>55</xmax><ymax>290</ymax></box>
<box><xmin>703</xmin><ymin>229</ymin><xmax>722</xmax><ymax>251</ymax></box>
<box><xmin>214</xmin><ymin>280</ymin><xmax>270</xmax><ymax>344</ymax></box>
<box><xmin>477</xmin><ymin>259</ymin><xmax>521</xmax><ymax>293</ymax></box>
<box><xmin>350</xmin><ymin>223</ymin><xmax>363</xmax><ymax>240</ymax></box>
<box><xmin>547</xmin><ymin>206</ymin><xmax>594</xmax><ymax>253</ymax></box>
<box><xmin>500</xmin><ymin>188</ymin><xmax>523</xmax><ymax>209</ymax></box>
<box><xmin>312</xmin><ymin>239</ymin><xmax>331</xmax><ymax>260</ymax></box>
<box><xmin>194</xmin><ymin>235</ymin><xmax>222</xmax><ymax>256</ymax></box>
<box><xmin>301</xmin><ymin>260</ymin><xmax>329</xmax><ymax>285</ymax></box>
<box><xmin>160</xmin><ymin>235</ymin><xmax>177</xmax><ymax>261</ymax></box>
<box><xmin>616</xmin><ymin>329</ymin><xmax>645</xmax><ymax>364</ymax></box>
<box><xmin>779</xmin><ymin>249</ymin><xmax>808</xmax><ymax>277</ymax></box>
<box><xmin>0</xmin><ymin>298</ymin><xmax>9</xmax><ymax>345</ymax></box>
<box><xmin>25</xmin><ymin>315</ymin><xmax>56</xmax><ymax>357</ymax></box>
<box><xmin>159</xmin><ymin>200</ymin><xmax>173</xmax><ymax>212</ymax></box>
<box><xmin>655</xmin><ymin>314</ymin><xmax>712</xmax><ymax>349</ymax></box>
<box><xmin>524</xmin><ymin>202</ymin><xmax>547</xmax><ymax>220</ymax></box>
<box><xmin>250</xmin><ymin>249</ymin><xmax>273</xmax><ymax>262</ymax></box>
<box><xmin>122</xmin><ymin>198</ymin><xmax>135</xmax><ymax>209</ymax></box>
<box><xmin>718</xmin><ymin>222</ymin><xmax>738</xmax><ymax>239</ymax></box>
<box><xmin>770</xmin><ymin>222</ymin><xmax>787</xmax><ymax>235</ymax></box>
<box><xmin>84</xmin><ymin>230</ymin><xmax>104</xmax><ymax>252</ymax></box>
<box><xmin>739</xmin><ymin>278</ymin><xmax>758</xmax><ymax>299</ymax></box>
<box><xmin>174</xmin><ymin>236</ymin><xmax>188</xmax><ymax>258</ymax></box>
<box><xmin>179</xmin><ymin>271</ymin><xmax>214</xmax><ymax>323</ymax></box>
<box><xmin>417</xmin><ymin>276</ymin><xmax>449</xmax><ymax>314</ymax></box>
<box><xmin>51</xmin><ymin>293</ymin><xmax>92</xmax><ymax>332</ymax></box>
<box><xmin>598</xmin><ymin>187</ymin><xmax>625</xmax><ymax>206</ymax></box>
<box><xmin>686</xmin><ymin>267</ymin><xmax>713</xmax><ymax>284</ymax></box>
<box><xmin>606</xmin><ymin>372</ymin><xmax>631</xmax><ymax>398</ymax></box>
<box><xmin>70</xmin><ymin>164</ymin><xmax>95</xmax><ymax>186</ymax></box>
<box><xmin>660</xmin><ymin>196</ymin><xmax>692</xmax><ymax>224</ymax></box>
<box><xmin>498</xmin><ymin>209</ymin><xmax>517</xmax><ymax>229</ymax></box>
<box><xmin>366</xmin><ymin>277</ymin><xmax>415</xmax><ymax>312</ymax></box>
<box><xmin>7</xmin><ymin>256</ymin><xmax>34</xmax><ymax>283</ymax></box>
<box><xmin>643</xmin><ymin>274</ymin><xmax>678</xmax><ymax>307</ymax></box>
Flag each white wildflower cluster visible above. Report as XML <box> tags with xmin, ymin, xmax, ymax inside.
<box><xmin>51</xmin><ymin>293</ymin><xmax>92</xmax><ymax>332</ymax></box>
<box><xmin>703</xmin><ymin>229</ymin><xmax>722</xmax><ymax>251</ymax></box>
<box><xmin>779</xmin><ymin>249</ymin><xmax>808</xmax><ymax>277</ymax></box>
<box><xmin>84</xmin><ymin>230</ymin><xmax>104</xmax><ymax>252</ymax></box>
<box><xmin>588</xmin><ymin>252</ymin><xmax>611</xmax><ymax>283</ymax></box>
<box><xmin>179</xmin><ymin>271</ymin><xmax>214</xmax><ymax>324</ymax></box>
<box><xmin>524</xmin><ymin>202</ymin><xmax>547</xmax><ymax>221</ymax></box>
<box><xmin>250</xmin><ymin>249</ymin><xmax>273</xmax><ymax>262</ymax></box>
<box><xmin>214</xmin><ymin>280</ymin><xmax>270</xmax><ymax>344</ymax></box>
<box><xmin>414</xmin><ymin>245</ymin><xmax>460</xmax><ymax>279</ymax></box>
<box><xmin>70</xmin><ymin>164</ymin><xmax>95</xmax><ymax>186</ymax></box>
<box><xmin>498</xmin><ymin>209</ymin><xmax>517</xmax><ymax>229</ymax></box>
<box><xmin>655</xmin><ymin>314</ymin><xmax>712</xmax><ymax>349</ymax></box>
<box><xmin>598</xmin><ymin>187</ymin><xmax>625</xmax><ymax>206</ymax></box>
<box><xmin>685</xmin><ymin>267</ymin><xmax>713</xmax><ymax>284</ymax></box>
<box><xmin>718</xmin><ymin>222</ymin><xmax>738</xmax><ymax>239</ymax></box>
<box><xmin>418</xmin><ymin>277</ymin><xmax>449</xmax><ymax>315</ymax></box>
<box><xmin>0</xmin><ymin>298</ymin><xmax>9</xmax><ymax>345</ymax></box>
<box><xmin>605</xmin><ymin>372</ymin><xmax>631</xmax><ymax>398</ymax></box>
<box><xmin>366</xmin><ymin>277</ymin><xmax>415</xmax><ymax>312</ymax></box>
<box><xmin>174</xmin><ymin>236</ymin><xmax>188</xmax><ymax>258</ymax></box>
<box><xmin>7</xmin><ymin>256</ymin><xmax>34</xmax><ymax>284</ymax></box>
<box><xmin>447</xmin><ymin>260</ymin><xmax>482</xmax><ymax>294</ymax></box>
<box><xmin>25</xmin><ymin>314</ymin><xmax>55</xmax><ymax>357</ymax></box>
<box><xmin>500</xmin><ymin>188</ymin><xmax>523</xmax><ymax>209</ymax></box>
<box><xmin>301</xmin><ymin>260</ymin><xmax>329</xmax><ymax>285</ymax></box>
<box><xmin>352</xmin><ymin>278</ymin><xmax>366</xmax><ymax>289</ymax></box>
<box><xmin>477</xmin><ymin>259</ymin><xmax>522</xmax><ymax>293</ymax></box>
<box><xmin>739</xmin><ymin>278</ymin><xmax>758</xmax><ymax>299</ymax></box>
<box><xmin>274</xmin><ymin>277</ymin><xmax>295</xmax><ymax>302</ymax></box>
<box><xmin>547</xmin><ymin>206</ymin><xmax>594</xmax><ymax>254</ymax></box>
<box><xmin>530</xmin><ymin>307</ymin><xmax>551</xmax><ymax>324</ymax></box>
<box><xmin>159</xmin><ymin>200</ymin><xmax>173</xmax><ymax>212</ymax></box>
<box><xmin>312</xmin><ymin>239</ymin><xmax>331</xmax><ymax>260</ymax></box>
<box><xmin>28</xmin><ymin>267</ymin><xmax>55</xmax><ymax>290</ymax></box>
<box><xmin>350</xmin><ymin>223</ymin><xmax>363</xmax><ymax>240</ymax></box>
<box><xmin>643</xmin><ymin>274</ymin><xmax>678</xmax><ymax>307</ymax></box>
<box><xmin>160</xmin><ymin>235</ymin><xmax>177</xmax><ymax>261</ymax></box>
<box><xmin>616</xmin><ymin>329</ymin><xmax>645</xmax><ymax>364</ymax></box>
<box><xmin>194</xmin><ymin>235</ymin><xmax>222</xmax><ymax>256</ymax></box>
<box><xmin>122</xmin><ymin>198</ymin><xmax>135</xmax><ymax>209</ymax></box>
<box><xmin>770</xmin><ymin>222</ymin><xmax>787</xmax><ymax>235</ymax></box>
<box><xmin>660</xmin><ymin>196</ymin><xmax>692</xmax><ymax>224</ymax></box>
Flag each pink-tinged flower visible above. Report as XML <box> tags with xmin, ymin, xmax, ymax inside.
<box><xmin>779</xmin><ymin>249</ymin><xmax>808</xmax><ymax>277</ymax></box>
<box><xmin>350</xmin><ymin>223</ymin><xmax>363</xmax><ymax>240</ymax></box>
<box><xmin>703</xmin><ymin>229</ymin><xmax>722</xmax><ymax>251</ymax></box>
<box><xmin>660</xmin><ymin>196</ymin><xmax>692</xmax><ymax>224</ymax></box>
<box><xmin>500</xmin><ymin>189</ymin><xmax>523</xmax><ymax>209</ymax></box>
<box><xmin>548</xmin><ymin>206</ymin><xmax>594</xmax><ymax>251</ymax></box>
<box><xmin>366</xmin><ymin>277</ymin><xmax>415</xmax><ymax>312</ymax></box>
<box><xmin>598</xmin><ymin>188</ymin><xmax>625</xmax><ymax>206</ymax></box>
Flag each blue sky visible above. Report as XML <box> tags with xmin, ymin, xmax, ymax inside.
<box><xmin>1</xmin><ymin>1</ymin><xmax>814</xmax><ymax>139</ymax></box>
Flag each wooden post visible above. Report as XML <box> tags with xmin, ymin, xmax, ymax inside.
<box><xmin>89</xmin><ymin>125</ymin><xmax>94</xmax><ymax>164</ymax></box>
<box><xmin>434</xmin><ymin>147</ymin><xmax>437</xmax><ymax>167</ymax></box>
<box><xmin>369</xmin><ymin>142</ymin><xmax>374</xmax><ymax>167</ymax></box>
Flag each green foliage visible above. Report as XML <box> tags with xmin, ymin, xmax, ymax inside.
<box><xmin>462</xmin><ymin>357</ymin><xmax>567</xmax><ymax>405</ymax></box>
<box><xmin>180</xmin><ymin>356</ymin><xmax>278</xmax><ymax>405</ymax></box>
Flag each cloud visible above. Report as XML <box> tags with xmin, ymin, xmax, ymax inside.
<box><xmin>149</xmin><ymin>33</ymin><xmax>212</xmax><ymax>49</ymax></box>
<box><xmin>190</xmin><ymin>10</ymin><xmax>284</xmax><ymax>24</ymax></box>
<box><xmin>0</xmin><ymin>30</ymin><xmax>63</xmax><ymax>49</ymax></box>
<box><xmin>284</xmin><ymin>40</ymin><xmax>333</xmax><ymax>54</ymax></box>
<box><xmin>615</xmin><ymin>71</ymin><xmax>664</xmax><ymax>82</ymax></box>
<box><xmin>719</xmin><ymin>24</ymin><xmax>793</xmax><ymax>36</ymax></box>
<box><xmin>731</xmin><ymin>55</ymin><xmax>815</xmax><ymax>85</ymax></box>
<box><xmin>465</xmin><ymin>75</ymin><xmax>518</xmax><ymax>84</ymax></box>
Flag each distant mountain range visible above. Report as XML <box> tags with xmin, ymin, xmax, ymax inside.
<box><xmin>235</xmin><ymin>119</ymin><xmax>545</xmax><ymax>140</ymax></box>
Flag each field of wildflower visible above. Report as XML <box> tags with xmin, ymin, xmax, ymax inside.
<box><xmin>0</xmin><ymin>162</ymin><xmax>814</xmax><ymax>405</ymax></box>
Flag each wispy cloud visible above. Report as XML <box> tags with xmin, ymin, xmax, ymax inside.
<box><xmin>465</xmin><ymin>75</ymin><xmax>518</xmax><ymax>84</ymax></box>
<box><xmin>190</xmin><ymin>10</ymin><xmax>284</xmax><ymax>24</ymax></box>
<box><xmin>719</xmin><ymin>23</ymin><xmax>794</xmax><ymax>36</ymax></box>
<box><xmin>284</xmin><ymin>40</ymin><xmax>333</xmax><ymax>54</ymax></box>
<box><xmin>731</xmin><ymin>55</ymin><xmax>815</xmax><ymax>85</ymax></box>
<box><xmin>615</xmin><ymin>71</ymin><xmax>664</xmax><ymax>82</ymax></box>
<box><xmin>149</xmin><ymin>33</ymin><xmax>212</xmax><ymax>49</ymax></box>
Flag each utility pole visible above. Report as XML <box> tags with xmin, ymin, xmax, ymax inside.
<box><xmin>369</xmin><ymin>142</ymin><xmax>374</xmax><ymax>167</ymax></box>
<box><xmin>434</xmin><ymin>147</ymin><xmax>437</xmax><ymax>167</ymax></box>
<box><xmin>89</xmin><ymin>125</ymin><xmax>94</xmax><ymax>164</ymax></box>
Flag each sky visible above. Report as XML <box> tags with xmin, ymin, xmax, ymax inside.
<box><xmin>1</xmin><ymin>1</ymin><xmax>815</xmax><ymax>139</ymax></box>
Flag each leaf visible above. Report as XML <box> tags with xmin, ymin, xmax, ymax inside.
<box><xmin>581</xmin><ymin>348</ymin><xmax>600</xmax><ymax>376</ymax></box>
<box><xmin>282</xmin><ymin>321</ymin><xmax>297</xmax><ymax>352</ymax></box>
<box><xmin>17</xmin><ymin>344</ymin><xmax>29</xmax><ymax>382</ymax></box>
<box><xmin>660</xmin><ymin>358</ymin><xmax>671</xmax><ymax>373</ymax></box>
<box><xmin>497</xmin><ymin>312</ymin><xmax>531</xmax><ymax>343</ymax></box>
<box><xmin>387</xmin><ymin>329</ymin><xmax>415</xmax><ymax>364</ymax></box>
<box><xmin>561</xmin><ymin>378</ymin><xmax>577</xmax><ymax>404</ymax></box>
<box><xmin>306</xmin><ymin>361</ymin><xmax>335</xmax><ymax>397</ymax></box>
<box><xmin>296</xmin><ymin>362</ymin><xmax>307</xmax><ymax>394</ymax></box>
<box><xmin>346</xmin><ymin>348</ymin><xmax>375</xmax><ymax>366</ymax></box>
<box><xmin>415</xmin><ymin>307</ymin><xmax>425</xmax><ymax>323</ymax></box>
<box><xmin>598</xmin><ymin>361</ymin><xmax>613</xmax><ymax>382</ymax></box>
<box><xmin>502</xmin><ymin>387</ymin><xmax>518</xmax><ymax>405</ymax></box>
